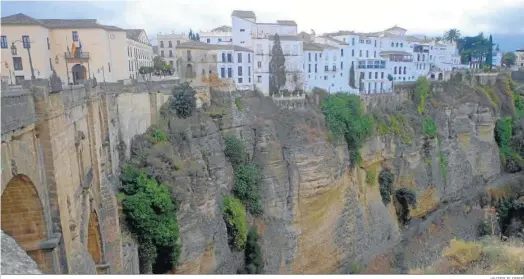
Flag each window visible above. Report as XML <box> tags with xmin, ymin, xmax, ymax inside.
<box><xmin>308</xmin><ymin>64</ymin><xmax>311</xmax><ymax>73</ymax></box>
<box><xmin>128</xmin><ymin>61</ymin><xmax>131</xmax><ymax>71</ymax></box>
<box><xmin>374</xmin><ymin>51</ymin><xmax>376</xmax><ymax>58</ymax></box>
<box><xmin>324</xmin><ymin>76</ymin><xmax>327</xmax><ymax>80</ymax></box>
<box><xmin>369</xmin><ymin>72</ymin><xmax>372</xmax><ymax>79</ymax></box>
<box><xmin>341</xmin><ymin>49</ymin><xmax>344</xmax><ymax>56</ymax></box>
<box><xmin>227</xmin><ymin>67</ymin><xmax>232</xmax><ymax>78</ymax></box>
<box><xmin>160</xmin><ymin>41</ymin><xmax>164</xmax><ymax>48</ymax></box>
<box><xmin>394</xmin><ymin>67</ymin><xmax>397</xmax><ymax>74</ymax></box>
<box><xmin>315</xmin><ymin>64</ymin><xmax>317</xmax><ymax>73</ymax></box>
<box><xmin>238</xmin><ymin>66</ymin><xmax>243</xmax><ymax>76</ymax></box>
<box><xmin>341</xmin><ymin>62</ymin><xmax>343</xmax><ymax>70</ymax></box>
<box><xmin>248</xmin><ymin>66</ymin><xmax>251</xmax><ymax>76</ymax></box>
<box><xmin>381</xmin><ymin>72</ymin><xmax>384</xmax><ymax>79</ymax></box>
<box><xmin>13</xmin><ymin>57</ymin><xmax>23</xmax><ymax>70</ymax></box>
<box><xmin>248</xmin><ymin>54</ymin><xmax>251</xmax><ymax>63</ymax></box>
<box><xmin>352</xmin><ymin>49</ymin><xmax>354</xmax><ymax>57</ymax></box>
<box><xmin>366</xmin><ymin>50</ymin><xmax>369</xmax><ymax>57</ymax></box>
<box><xmin>207</xmin><ymin>38</ymin><xmax>210</xmax><ymax>43</ymax></box>
<box><xmin>249</xmin><ymin>77</ymin><xmax>251</xmax><ymax>83</ymax></box>
<box><xmin>218</xmin><ymin>38</ymin><xmax>222</xmax><ymax>42</ymax></box>
<box><xmin>403</xmin><ymin>67</ymin><xmax>407</xmax><ymax>74</ymax></box>
<box><xmin>257</xmin><ymin>75</ymin><xmax>262</xmax><ymax>83</ymax></box>
<box><xmin>169</xmin><ymin>50</ymin><xmax>173</xmax><ymax>57</ymax></box>
<box><xmin>202</xmin><ymin>69</ymin><xmax>206</xmax><ymax>75</ymax></box>
<box><xmin>352</xmin><ymin>38</ymin><xmax>355</xmax><ymax>45</ymax></box>
<box><xmin>375</xmin><ymin>72</ymin><xmax>378</xmax><ymax>79</ymax></box>
<box><xmin>108</xmin><ymin>62</ymin><xmax>111</xmax><ymax>72</ymax></box>
<box><xmin>315</xmin><ymin>53</ymin><xmax>318</xmax><ymax>61</ymax></box>
<box><xmin>391</xmin><ymin>42</ymin><xmax>394</xmax><ymax>47</ymax></box>
<box><xmin>1</xmin><ymin>36</ymin><xmax>7</xmax><ymax>48</ymax></box>
<box><xmin>325</xmin><ymin>65</ymin><xmax>328</xmax><ymax>71</ymax></box>
<box><xmin>22</xmin><ymin>35</ymin><xmax>30</xmax><ymax>48</ymax></box>
<box><xmin>187</xmin><ymin>50</ymin><xmax>192</xmax><ymax>61</ymax></box>
<box><xmin>257</xmin><ymin>61</ymin><xmax>262</xmax><ymax>68</ymax></box>
<box><xmin>240</xmin><ymin>29</ymin><xmax>245</xmax><ymax>32</ymax></box>
<box><xmin>47</xmin><ymin>38</ymin><xmax>50</xmax><ymax>50</ymax></box>
<box><xmin>359</xmin><ymin>50</ymin><xmax>362</xmax><ymax>57</ymax></box>
<box><xmin>72</xmin><ymin>31</ymin><xmax>78</xmax><ymax>42</ymax></box>
<box><xmin>366</xmin><ymin>40</ymin><xmax>371</xmax><ymax>44</ymax></box>
<box><xmin>309</xmin><ymin>53</ymin><xmax>311</xmax><ymax>62</ymax></box>
<box><xmin>168</xmin><ymin>41</ymin><xmax>172</xmax><ymax>47</ymax></box>
<box><xmin>227</xmin><ymin>53</ymin><xmax>232</xmax><ymax>62</ymax></box>
<box><xmin>161</xmin><ymin>50</ymin><xmax>164</xmax><ymax>57</ymax></box>
<box><xmin>238</xmin><ymin>77</ymin><xmax>243</xmax><ymax>83</ymax></box>
<box><xmin>221</xmin><ymin>67</ymin><xmax>225</xmax><ymax>78</ymax></box>
<box><xmin>238</xmin><ymin>53</ymin><xmax>242</xmax><ymax>63</ymax></box>
<box><xmin>400</xmin><ymin>43</ymin><xmax>403</xmax><ymax>48</ymax></box>
<box><xmin>374</xmin><ymin>40</ymin><xmax>377</xmax><ymax>47</ymax></box>
<box><xmin>396</xmin><ymin>43</ymin><xmax>399</xmax><ymax>47</ymax></box>
<box><xmin>360</xmin><ymin>40</ymin><xmax>364</xmax><ymax>43</ymax></box>
<box><xmin>222</xmin><ymin>53</ymin><xmax>226</xmax><ymax>62</ymax></box>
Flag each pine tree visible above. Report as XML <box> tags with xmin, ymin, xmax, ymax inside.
<box><xmin>349</xmin><ymin>61</ymin><xmax>355</xmax><ymax>89</ymax></box>
<box><xmin>269</xmin><ymin>34</ymin><xmax>286</xmax><ymax>95</ymax></box>
<box><xmin>487</xmin><ymin>34</ymin><xmax>493</xmax><ymax>70</ymax></box>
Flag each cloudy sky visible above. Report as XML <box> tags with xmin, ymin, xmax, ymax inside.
<box><xmin>2</xmin><ymin>0</ymin><xmax>523</xmax><ymax>50</ymax></box>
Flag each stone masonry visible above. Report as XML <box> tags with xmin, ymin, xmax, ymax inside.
<box><xmin>1</xmin><ymin>78</ymin><xmax>174</xmax><ymax>274</ymax></box>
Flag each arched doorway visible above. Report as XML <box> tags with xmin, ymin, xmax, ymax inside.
<box><xmin>87</xmin><ymin>210</ymin><xmax>105</xmax><ymax>274</ymax></box>
<box><xmin>1</xmin><ymin>175</ymin><xmax>51</xmax><ymax>273</ymax></box>
<box><xmin>72</xmin><ymin>64</ymin><xmax>87</xmax><ymax>85</ymax></box>
<box><xmin>438</xmin><ymin>73</ymin><xmax>443</xmax><ymax>81</ymax></box>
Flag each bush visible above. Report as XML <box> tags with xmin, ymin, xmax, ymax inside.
<box><xmin>224</xmin><ymin>135</ymin><xmax>247</xmax><ymax>168</ymax></box>
<box><xmin>235</xmin><ymin>97</ymin><xmax>243</xmax><ymax>111</ymax></box>
<box><xmin>222</xmin><ymin>196</ymin><xmax>248</xmax><ymax>250</ymax></box>
<box><xmin>378</xmin><ymin>168</ymin><xmax>394</xmax><ymax>205</ymax></box>
<box><xmin>495</xmin><ymin>117</ymin><xmax>513</xmax><ymax>148</ymax></box>
<box><xmin>234</xmin><ymin>164</ymin><xmax>262</xmax><ymax>215</ymax></box>
<box><xmin>395</xmin><ymin>188</ymin><xmax>417</xmax><ymax>225</ymax></box>
<box><xmin>152</xmin><ymin>129</ymin><xmax>168</xmax><ymax>144</ymax></box>
<box><xmin>171</xmin><ymin>82</ymin><xmax>196</xmax><ymax>118</ymax></box>
<box><xmin>423</xmin><ymin>117</ymin><xmax>437</xmax><ymax>139</ymax></box>
<box><xmin>243</xmin><ymin>227</ymin><xmax>264</xmax><ymax>274</ymax></box>
<box><xmin>365</xmin><ymin>168</ymin><xmax>377</xmax><ymax>185</ymax></box>
<box><xmin>321</xmin><ymin>93</ymin><xmax>373</xmax><ymax>165</ymax></box>
<box><xmin>414</xmin><ymin>77</ymin><xmax>430</xmax><ymax>115</ymax></box>
<box><xmin>120</xmin><ymin>166</ymin><xmax>180</xmax><ymax>274</ymax></box>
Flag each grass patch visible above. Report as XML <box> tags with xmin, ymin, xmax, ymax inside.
<box><xmin>442</xmin><ymin>239</ymin><xmax>482</xmax><ymax>273</ymax></box>
<box><xmin>222</xmin><ymin>195</ymin><xmax>248</xmax><ymax>250</ymax></box>
<box><xmin>374</xmin><ymin>114</ymin><xmax>412</xmax><ymax>144</ymax></box>
<box><xmin>365</xmin><ymin>168</ymin><xmax>377</xmax><ymax>185</ymax></box>
<box><xmin>423</xmin><ymin>116</ymin><xmax>437</xmax><ymax>139</ymax></box>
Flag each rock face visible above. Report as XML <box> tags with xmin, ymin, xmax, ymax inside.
<box><xmin>1</xmin><ymin>231</ymin><xmax>42</xmax><ymax>275</ymax></box>
<box><xmin>137</xmin><ymin>79</ymin><xmax>508</xmax><ymax>274</ymax></box>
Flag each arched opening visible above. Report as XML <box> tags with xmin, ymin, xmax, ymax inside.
<box><xmin>72</xmin><ymin>64</ymin><xmax>87</xmax><ymax>85</ymax></box>
<box><xmin>438</xmin><ymin>73</ymin><xmax>443</xmax><ymax>81</ymax></box>
<box><xmin>403</xmin><ymin>66</ymin><xmax>407</xmax><ymax>75</ymax></box>
<box><xmin>1</xmin><ymin>175</ymin><xmax>51</xmax><ymax>273</ymax></box>
<box><xmin>87</xmin><ymin>210</ymin><xmax>105</xmax><ymax>274</ymax></box>
<box><xmin>186</xmin><ymin>64</ymin><xmax>194</xmax><ymax>79</ymax></box>
<box><xmin>394</xmin><ymin>67</ymin><xmax>397</xmax><ymax>74</ymax></box>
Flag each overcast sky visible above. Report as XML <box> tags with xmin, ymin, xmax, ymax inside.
<box><xmin>2</xmin><ymin>0</ymin><xmax>524</xmax><ymax>47</ymax></box>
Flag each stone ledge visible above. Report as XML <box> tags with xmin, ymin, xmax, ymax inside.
<box><xmin>21</xmin><ymin>233</ymin><xmax>62</xmax><ymax>252</ymax></box>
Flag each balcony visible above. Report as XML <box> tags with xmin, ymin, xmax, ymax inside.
<box><xmin>65</xmin><ymin>52</ymin><xmax>89</xmax><ymax>61</ymax></box>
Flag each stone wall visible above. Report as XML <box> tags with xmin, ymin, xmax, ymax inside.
<box><xmin>1</xmin><ymin>78</ymin><xmax>176</xmax><ymax>275</ymax></box>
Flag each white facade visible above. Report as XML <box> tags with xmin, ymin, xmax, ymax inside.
<box><xmin>217</xmin><ymin>48</ymin><xmax>254</xmax><ymax>90</ymax></box>
<box><xmin>200</xmin><ymin>31</ymin><xmax>233</xmax><ymax>45</ymax></box>
<box><xmin>125</xmin><ymin>29</ymin><xmax>154</xmax><ymax>79</ymax></box>
<box><xmin>157</xmin><ymin>32</ymin><xmax>190</xmax><ymax>73</ymax></box>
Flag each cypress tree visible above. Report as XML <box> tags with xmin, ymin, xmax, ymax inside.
<box><xmin>269</xmin><ymin>34</ymin><xmax>286</xmax><ymax>95</ymax></box>
<box><xmin>349</xmin><ymin>61</ymin><xmax>355</xmax><ymax>89</ymax></box>
<box><xmin>487</xmin><ymin>34</ymin><xmax>493</xmax><ymax>70</ymax></box>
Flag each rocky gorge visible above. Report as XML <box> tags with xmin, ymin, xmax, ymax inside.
<box><xmin>120</xmin><ymin>72</ymin><xmax>524</xmax><ymax>274</ymax></box>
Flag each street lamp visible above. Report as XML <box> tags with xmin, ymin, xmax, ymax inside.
<box><xmin>11</xmin><ymin>38</ymin><xmax>36</xmax><ymax>80</ymax></box>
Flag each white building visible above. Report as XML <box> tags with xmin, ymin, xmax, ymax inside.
<box><xmin>157</xmin><ymin>32</ymin><xmax>190</xmax><ymax>74</ymax></box>
<box><xmin>200</xmin><ymin>25</ymin><xmax>233</xmax><ymax>45</ymax></box>
<box><xmin>125</xmin><ymin>29</ymin><xmax>153</xmax><ymax>79</ymax></box>
<box><xmin>492</xmin><ymin>51</ymin><xmax>503</xmax><ymax>67</ymax></box>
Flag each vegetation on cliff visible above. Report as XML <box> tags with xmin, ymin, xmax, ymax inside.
<box><xmin>222</xmin><ymin>195</ymin><xmax>248</xmax><ymax>250</ymax></box>
<box><xmin>170</xmin><ymin>82</ymin><xmax>197</xmax><ymax>118</ymax></box>
<box><xmin>378</xmin><ymin>168</ymin><xmax>394</xmax><ymax>205</ymax></box>
<box><xmin>321</xmin><ymin>93</ymin><xmax>373</xmax><ymax>165</ymax></box>
<box><xmin>120</xmin><ymin>164</ymin><xmax>180</xmax><ymax>274</ymax></box>
<box><xmin>238</xmin><ymin>227</ymin><xmax>264</xmax><ymax>274</ymax></box>
<box><xmin>414</xmin><ymin>76</ymin><xmax>430</xmax><ymax>115</ymax></box>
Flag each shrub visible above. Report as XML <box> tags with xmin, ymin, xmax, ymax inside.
<box><xmin>365</xmin><ymin>168</ymin><xmax>377</xmax><ymax>185</ymax></box>
<box><xmin>234</xmin><ymin>164</ymin><xmax>262</xmax><ymax>215</ymax></box>
<box><xmin>395</xmin><ymin>188</ymin><xmax>417</xmax><ymax>225</ymax></box>
<box><xmin>224</xmin><ymin>135</ymin><xmax>246</xmax><ymax>168</ymax></box>
<box><xmin>243</xmin><ymin>227</ymin><xmax>264</xmax><ymax>274</ymax></box>
<box><xmin>222</xmin><ymin>195</ymin><xmax>248</xmax><ymax>250</ymax></box>
<box><xmin>414</xmin><ymin>77</ymin><xmax>430</xmax><ymax>114</ymax></box>
<box><xmin>442</xmin><ymin>239</ymin><xmax>482</xmax><ymax>273</ymax></box>
<box><xmin>378</xmin><ymin>168</ymin><xmax>394</xmax><ymax>205</ymax></box>
<box><xmin>120</xmin><ymin>166</ymin><xmax>180</xmax><ymax>274</ymax></box>
<box><xmin>152</xmin><ymin>129</ymin><xmax>168</xmax><ymax>144</ymax></box>
<box><xmin>171</xmin><ymin>82</ymin><xmax>196</xmax><ymax>118</ymax></box>
<box><xmin>235</xmin><ymin>97</ymin><xmax>243</xmax><ymax>111</ymax></box>
<box><xmin>321</xmin><ymin>93</ymin><xmax>373</xmax><ymax>165</ymax></box>
<box><xmin>423</xmin><ymin>117</ymin><xmax>437</xmax><ymax>139</ymax></box>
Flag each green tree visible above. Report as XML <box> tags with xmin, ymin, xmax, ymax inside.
<box><xmin>224</xmin><ymin>135</ymin><xmax>247</xmax><ymax>167</ymax></box>
<box><xmin>170</xmin><ymin>82</ymin><xmax>196</xmax><ymax>118</ymax></box>
<box><xmin>269</xmin><ymin>34</ymin><xmax>286</xmax><ymax>95</ymax></box>
<box><xmin>444</xmin><ymin>28</ymin><xmax>461</xmax><ymax>42</ymax></box>
<box><xmin>378</xmin><ymin>168</ymin><xmax>394</xmax><ymax>205</ymax></box>
<box><xmin>153</xmin><ymin>56</ymin><xmax>166</xmax><ymax>72</ymax></box>
<box><xmin>195</xmin><ymin>33</ymin><xmax>200</xmax><ymax>41</ymax></box>
<box><xmin>503</xmin><ymin>52</ymin><xmax>517</xmax><ymax>67</ymax></box>
<box><xmin>387</xmin><ymin>74</ymin><xmax>394</xmax><ymax>91</ymax></box>
<box><xmin>349</xmin><ymin>61</ymin><xmax>356</xmax><ymax>89</ymax></box>
<box><xmin>234</xmin><ymin>164</ymin><xmax>262</xmax><ymax>215</ymax></box>
<box><xmin>189</xmin><ymin>29</ymin><xmax>194</xmax><ymax>40</ymax></box>
<box><xmin>487</xmin><ymin>34</ymin><xmax>493</xmax><ymax>70</ymax></box>
<box><xmin>243</xmin><ymin>228</ymin><xmax>264</xmax><ymax>274</ymax></box>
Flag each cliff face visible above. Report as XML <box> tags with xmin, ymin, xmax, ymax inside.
<box><xmin>133</xmin><ymin>76</ymin><xmax>518</xmax><ymax>274</ymax></box>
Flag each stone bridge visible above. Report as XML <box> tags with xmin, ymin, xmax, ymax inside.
<box><xmin>1</xmin><ymin>78</ymin><xmax>174</xmax><ymax>274</ymax></box>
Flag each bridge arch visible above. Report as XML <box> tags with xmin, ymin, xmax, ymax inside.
<box><xmin>1</xmin><ymin>174</ymin><xmax>53</xmax><ymax>273</ymax></box>
<box><xmin>87</xmin><ymin>209</ymin><xmax>105</xmax><ymax>273</ymax></box>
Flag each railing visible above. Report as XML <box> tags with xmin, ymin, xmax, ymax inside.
<box><xmin>358</xmin><ymin>65</ymin><xmax>386</xmax><ymax>69</ymax></box>
<box><xmin>65</xmin><ymin>52</ymin><xmax>89</xmax><ymax>59</ymax></box>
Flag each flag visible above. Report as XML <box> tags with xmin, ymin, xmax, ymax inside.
<box><xmin>78</xmin><ymin>40</ymin><xmax>82</xmax><ymax>54</ymax></box>
<box><xmin>71</xmin><ymin>42</ymin><xmax>77</xmax><ymax>56</ymax></box>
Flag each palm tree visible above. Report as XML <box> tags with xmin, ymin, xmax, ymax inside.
<box><xmin>444</xmin><ymin>29</ymin><xmax>461</xmax><ymax>43</ymax></box>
